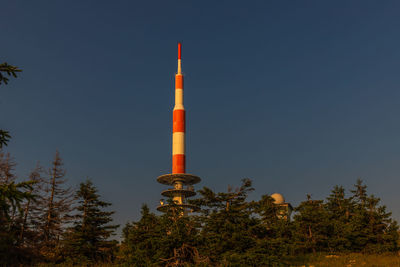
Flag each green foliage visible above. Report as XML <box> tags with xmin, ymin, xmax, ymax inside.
<box><xmin>0</xmin><ymin>181</ymin><xmax>34</xmax><ymax>221</ymax></box>
<box><xmin>119</xmin><ymin>179</ymin><xmax>399</xmax><ymax>266</ymax></box>
<box><xmin>0</xmin><ymin>181</ymin><xmax>35</xmax><ymax>266</ymax></box>
<box><xmin>120</xmin><ymin>203</ymin><xmax>204</xmax><ymax>266</ymax></box>
<box><xmin>0</xmin><ymin>62</ymin><xmax>22</xmax><ymax>85</ymax></box>
<box><xmin>0</xmin><ymin>149</ymin><xmax>397</xmax><ymax>267</ymax></box>
<box><xmin>0</xmin><ymin>62</ymin><xmax>21</xmax><ymax>148</ymax></box>
<box><xmin>292</xmin><ymin>180</ymin><xmax>399</xmax><ymax>255</ymax></box>
<box><xmin>63</xmin><ymin>179</ymin><xmax>118</xmax><ymax>264</ymax></box>
<box><xmin>293</xmin><ymin>198</ymin><xmax>331</xmax><ymax>253</ymax></box>
<box><xmin>120</xmin><ymin>205</ymin><xmax>163</xmax><ymax>265</ymax></box>
<box><xmin>194</xmin><ymin>179</ymin><xmax>259</xmax><ymax>264</ymax></box>
<box><xmin>0</xmin><ymin>130</ymin><xmax>11</xmax><ymax>149</ymax></box>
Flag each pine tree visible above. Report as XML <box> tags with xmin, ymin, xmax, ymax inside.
<box><xmin>158</xmin><ymin>204</ymin><xmax>204</xmax><ymax>266</ymax></box>
<box><xmin>251</xmin><ymin>194</ymin><xmax>294</xmax><ymax>263</ymax></box>
<box><xmin>324</xmin><ymin>185</ymin><xmax>354</xmax><ymax>252</ymax></box>
<box><xmin>0</xmin><ymin>180</ymin><xmax>34</xmax><ymax>265</ymax></box>
<box><xmin>293</xmin><ymin>195</ymin><xmax>330</xmax><ymax>253</ymax></box>
<box><xmin>349</xmin><ymin>179</ymin><xmax>399</xmax><ymax>252</ymax></box>
<box><xmin>120</xmin><ymin>205</ymin><xmax>164</xmax><ymax>266</ymax></box>
<box><xmin>63</xmin><ymin>179</ymin><xmax>118</xmax><ymax>264</ymax></box>
<box><xmin>194</xmin><ymin>179</ymin><xmax>261</xmax><ymax>265</ymax></box>
<box><xmin>0</xmin><ymin>62</ymin><xmax>22</xmax><ymax>148</ymax></box>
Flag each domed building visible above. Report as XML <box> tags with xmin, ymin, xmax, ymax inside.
<box><xmin>271</xmin><ymin>193</ymin><xmax>293</xmax><ymax>221</ymax></box>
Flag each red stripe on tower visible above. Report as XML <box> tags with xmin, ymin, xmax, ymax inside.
<box><xmin>172</xmin><ymin>43</ymin><xmax>185</xmax><ymax>174</ymax></box>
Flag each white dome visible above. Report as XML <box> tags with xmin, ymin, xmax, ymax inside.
<box><xmin>271</xmin><ymin>193</ymin><xmax>285</xmax><ymax>204</ymax></box>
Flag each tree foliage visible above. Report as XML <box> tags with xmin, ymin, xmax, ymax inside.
<box><xmin>0</xmin><ymin>62</ymin><xmax>22</xmax><ymax>85</ymax></box>
<box><xmin>63</xmin><ymin>179</ymin><xmax>118</xmax><ymax>264</ymax></box>
<box><xmin>0</xmin><ymin>147</ymin><xmax>398</xmax><ymax>266</ymax></box>
<box><xmin>39</xmin><ymin>151</ymin><xmax>74</xmax><ymax>261</ymax></box>
<box><xmin>0</xmin><ymin>62</ymin><xmax>22</xmax><ymax>148</ymax></box>
<box><xmin>120</xmin><ymin>179</ymin><xmax>399</xmax><ymax>266</ymax></box>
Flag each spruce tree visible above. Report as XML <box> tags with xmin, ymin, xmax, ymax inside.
<box><xmin>63</xmin><ymin>179</ymin><xmax>118</xmax><ymax>263</ymax></box>
<box><xmin>0</xmin><ymin>180</ymin><xmax>34</xmax><ymax>265</ymax></box>
<box><xmin>324</xmin><ymin>185</ymin><xmax>354</xmax><ymax>252</ymax></box>
<box><xmin>293</xmin><ymin>196</ymin><xmax>330</xmax><ymax>253</ymax></box>
<box><xmin>251</xmin><ymin>194</ymin><xmax>294</xmax><ymax>263</ymax></box>
<box><xmin>349</xmin><ymin>179</ymin><xmax>399</xmax><ymax>252</ymax></box>
<box><xmin>120</xmin><ymin>205</ymin><xmax>163</xmax><ymax>266</ymax></box>
<box><xmin>0</xmin><ymin>62</ymin><xmax>22</xmax><ymax>148</ymax></box>
<box><xmin>194</xmin><ymin>179</ymin><xmax>261</xmax><ymax>265</ymax></box>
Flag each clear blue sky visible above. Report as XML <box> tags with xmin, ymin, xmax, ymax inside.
<box><xmin>1</xmin><ymin>1</ymin><xmax>400</xmax><ymax>231</ymax></box>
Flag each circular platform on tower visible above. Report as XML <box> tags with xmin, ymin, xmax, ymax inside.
<box><xmin>157</xmin><ymin>203</ymin><xmax>200</xmax><ymax>212</ymax></box>
<box><xmin>157</xmin><ymin>173</ymin><xmax>201</xmax><ymax>186</ymax></box>
<box><xmin>161</xmin><ymin>188</ymin><xmax>196</xmax><ymax>198</ymax></box>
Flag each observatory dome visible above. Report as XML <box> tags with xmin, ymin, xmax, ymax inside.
<box><xmin>271</xmin><ymin>193</ymin><xmax>285</xmax><ymax>204</ymax></box>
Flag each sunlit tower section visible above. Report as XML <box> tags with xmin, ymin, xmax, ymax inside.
<box><xmin>157</xmin><ymin>43</ymin><xmax>200</xmax><ymax>213</ymax></box>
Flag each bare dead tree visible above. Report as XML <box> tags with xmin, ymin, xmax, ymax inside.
<box><xmin>40</xmin><ymin>151</ymin><xmax>74</xmax><ymax>259</ymax></box>
<box><xmin>19</xmin><ymin>163</ymin><xmax>45</xmax><ymax>246</ymax></box>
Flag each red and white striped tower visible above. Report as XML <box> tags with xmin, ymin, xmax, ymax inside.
<box><xmin>157</xmin><ymin>43</ymin><xmax>201</xmax><ymax>213</ymax></box>
<box><xmin>172</xmin><ymin>42</ymin><xmax>185</xmax><ymax>174</ymax></box>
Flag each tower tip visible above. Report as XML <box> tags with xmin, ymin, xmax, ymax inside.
<box><xmin>178</xmin><ymin>43</ymin><xmax>182</xmax><ymax>60</ymax></box>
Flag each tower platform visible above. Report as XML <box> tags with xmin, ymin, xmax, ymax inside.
<box><xmin>157</xmin><ymin>173</ymin><xmax>201</xmax><ymax>186</ymax></box>
<box><xmin>157</xmin><ymin>173</ymin><xmax>201</xmax><ymax>213</ymax></box>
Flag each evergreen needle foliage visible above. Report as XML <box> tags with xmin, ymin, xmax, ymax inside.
<box><xmin>63</xmin><ymin>179</ymin><xmax>118</xmax><ymax>264</ymax></box>
<box><xmin>0</xmin><ymin>62</ymin><xmax>22</xmax><ymax>85</ymax></box>
<box><xmin>0</xmin><ymin>147</ymin><xmax>398</xmax><ymax>266</ymax></box>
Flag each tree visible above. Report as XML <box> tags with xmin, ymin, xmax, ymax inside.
<box><xmin>0</xmin><ymin>130</ymin><xmax>11</xmax><ymax>149</ymax></box>
<box><xmin>193</xmin><ymin>179</ymin><xmax>264</xmax><ymax>265</ymax></box>
<box><xmin>120</xmin><ymin>205</ymin><xmax>164</xmax><ymax>266</ymax></box>
<box><xmin>0</xmin><ymin>181</ymin><xmax>34</xmax><ymax>266</ymax></box>
<box><xmin>324</xmin><ymin>185</ymin><xmax>354</xmax><ymax>252</ymax></box>
<box><xmin>40</xmin><ymin>151</ymin><xmax>74</xmax><ymax>261</ymax></box>
<box><xmin>120</xmin><ymin>203</ymin><xmax>205</xmax><ymax>266</ymax></box>
<box><xmin>251</xmin><ymin>194</ymin><xmax>294</xmax><ymax>263</ymax></box>
<box><xmin>63</xmin><ymin>179</ymin><xmax>118</xmax><ymax>264</ymax></box>
<box><xmin>0</xmin><ymin>63</ymin><xmax>22</xmax><ymax>85</ymax></box>
<box><xmin>19</xmin><ymin>164</ymin><xmax>45</xmax><ymax>246</ymax></box>
<box><xmin>348</xmin><ymin>179</ymin><xmax>399</xmax><ymax>252</ymax></box>
<box><xmin>0</xmin><ymin>62</ymin><xmax>22</xmax><ymax>148</ymax></box>
<box><xmin>0</xmin><ymin>152</ymin><xmax>17</xmax><ymax>183</ymax></box>
<box><xmin>293</xmin><ymin>196</ymin><xmax>330</xmax><ymax>254</ymax></box>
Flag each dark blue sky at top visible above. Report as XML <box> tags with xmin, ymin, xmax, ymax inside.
<box><xmin>1</xmin><ymin>1</ymin><xmax>400</xmax><ymax>230</ymax></box>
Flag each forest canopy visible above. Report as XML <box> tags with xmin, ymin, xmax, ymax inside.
<box><xmin>0</xmin><ymin>151</ymin><xmax>398</xmax><ymax>266</ymax></box>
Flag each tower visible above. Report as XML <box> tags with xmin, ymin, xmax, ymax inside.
<box><xmin>157</xmin><ymin>43</ymin><xmax>200</xmax><ymax>213</ymax></box>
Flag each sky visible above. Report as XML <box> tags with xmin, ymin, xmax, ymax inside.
<box><xmin>1</xmin><ymin>1</ymin><xmax>400</xmax><ymax>233</ymax></box>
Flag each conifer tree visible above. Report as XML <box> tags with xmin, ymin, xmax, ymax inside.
<box><xmin>19</xmin><ymin>164</ymin><xmax>45</xmax><ymax>247</ymax></box>
<box><xmin>158</xmin><ymin>203</ymin><xmax>204</xmax><ymax>266</ymax></box>
<box><xmin>293</xmin><ymin>196</ymin><xmax>330</xmax><ymax>253</ymax></box>
<box><xmin>251</xmin><ymin>194</ymin><xmax>294</xmax><ymax>263</ymax></box>
<box><xmin>194</xmin><ymin>179</ymin><xmax>261</xmax><ymax>265</ymax></box>
<box><xmin>0</xmin><ymin>180</ymin><xmax>34</xmax><ymax>265</ymax></box>
<box><xmin>0</xmin><ymin>152</ymin><xmax>17</xmax><ymax>183</ymax></box>
<box><xmin>0</xmin><ymin>62</ymin><xmax>22</xmax><ymax>148</ymax></box>
<box><xmin>324</xmin><ymin>185</ymin><xmax>354</xmax><ymax>251</ymax></box>
<box><xmin>63</xmin><ymin>179</ymin><xmax>118</xmax><ymax>263</ymax></box>
<box><xmin>40</xmin><ymin>151</ymin><xmax>73</xmax><ymax>260</ymax></box>
<box><xmin>120</xmin><ymin>204</ymin><xmax>163</xmax><ymax>266</ymax></box>
<box><xmin>349</xmin><ymin>179</ymin><xmax>399</xmax><ymax>252</ymax></box>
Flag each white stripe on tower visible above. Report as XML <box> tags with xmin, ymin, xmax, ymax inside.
<box><xmin>172</xmin><ymin>43</ymin><xmax>185</xmax><ymax>174</ymax></box>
